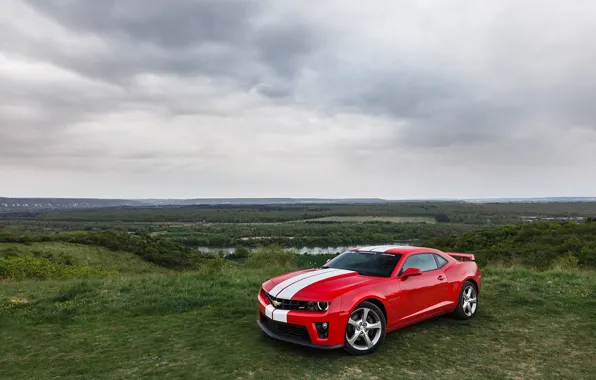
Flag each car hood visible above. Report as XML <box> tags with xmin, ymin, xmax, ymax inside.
<box><xmin>262</xmin><ymin>268</ymin><xmax>382</xmax><ymax>301</ymax></box>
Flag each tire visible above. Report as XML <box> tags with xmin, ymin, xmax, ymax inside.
<box><xmin>343</xmin><ymin>301</ymin><xmax>386</xmax><ymax>355</ymax></box>
<box><xmin>453</xmin><ymin>281</ymin><xmax>478</xmax><ymax>320</ymax></box>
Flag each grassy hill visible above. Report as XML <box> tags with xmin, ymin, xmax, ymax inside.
<box><xmin>0</xmin><ymin>242</ymin><xmax>165</xmax><ymax>280</ymax></box>
<box><xmin>1</xmin><ymin>263</ymin><xmax>595</xmax><ymax>380</ymax></box>
<box><xmin>0</xmin><ymin>242</ymin><xmax>163</xmax><ymax>272</ymax></box>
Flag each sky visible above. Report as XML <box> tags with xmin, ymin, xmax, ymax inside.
<box><xmin>1</xmin><ymin>0</ymin><xmax>595</xmax><ymax>199</ymax></box>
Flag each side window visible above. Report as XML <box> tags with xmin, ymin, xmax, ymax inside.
<box><xmin>434</xmin><ymin>254</ymin><xmax>448</xmax><ymax>269</ymax></box>
<box><xmin>401</xmin><ymin>254</ymin><xmax>438</xmax><ymax>273</ymax></box>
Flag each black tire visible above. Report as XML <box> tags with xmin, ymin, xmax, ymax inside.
<box><xmin>343</xmin><ymin>301</ymin><xmax>386</xmax><ymax>355</ymax></box>
<box><xmin>453</xmin><ymin>281</ymin><xmax>478</xmax><ymax>320</ymax></box>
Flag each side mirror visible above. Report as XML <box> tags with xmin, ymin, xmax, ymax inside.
<box><xmin>400</xmin><ymin>267</ymin><xmax>422</xmax><ymax>279</ymax></box>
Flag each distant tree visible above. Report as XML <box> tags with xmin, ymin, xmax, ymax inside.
<box><xmin>435</xmin><ymin>214</ymin><xmax>451</xmax><ymax>223</ymax></box>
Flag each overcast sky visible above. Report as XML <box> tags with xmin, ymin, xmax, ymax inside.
<box><xmin>1</xmin><ymin>0</ymin><xmax>595</xmax><ymax>199</ymax></box>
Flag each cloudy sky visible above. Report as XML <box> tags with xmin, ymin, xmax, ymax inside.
<box><xmin>1</xmin><ymin>0</ymin><xmax>595</xmax><ymax>199</ymax></box>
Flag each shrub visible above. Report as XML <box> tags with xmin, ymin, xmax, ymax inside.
<box><xmin>235</xmin><ymin>245</ymin><xmax>250</xmax><ymax>259</ymax></box>
<box><xmin>551</xmin><ymin>251</ymin><xmax>580</xmax><ymax>270</ymax></box>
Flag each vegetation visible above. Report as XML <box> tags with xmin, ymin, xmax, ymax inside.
<box><xmin>298</xmin><ymin>216</ymin><xmax>437</xmax><ymax>223</ymax></box>
<box><xmin>0</xmin><ymin>230</ymin><xmax>206</xmax><ymax>270</ymax></box>
<box><xmin>1</xmin><ymin>260</ymin><xmax>595</xmax><ymax>379</ymax></box>
<box><xmin>1</xmin><ymin>203</ymin><xmax>596</xmax><ymax>378</ymax></box>
<box><xmin>0</xmin><ymin>219</ymin><xmax>479</xmax><ymax>249</ymax></box>
<box><xmin>428</xmin><ymin>221</ymin><xmax>596</xmax><ymax>269</ymax></box>
<box><xmin>0</xmin><ymin>242</ymin><xmax>163</xmax><ymax>280</ymax></box>
<box><xmin>3</xmin><ymin>201</ymin><xmax>595</xmax><ymax>224</ymax></box>
<box><xmin>163</xmin><ymin>222</ymin><xmax>477</xmax><ymax>248</ymax></box>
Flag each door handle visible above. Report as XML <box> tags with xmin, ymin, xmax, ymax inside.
<box><xmin>437</xmin><ymin>275</ymin><xmax>445</xmax><ymax>281</ymax></box>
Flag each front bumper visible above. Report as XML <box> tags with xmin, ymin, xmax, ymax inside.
<box><xmin>257</xmin><ymin>290</ymin><xmax>347</xmax><ymax>348</ymax></box>
<box><xmin>257</xmin><ymin>319</ymin><xmax>343</xmax><ymax>349</ymax></box>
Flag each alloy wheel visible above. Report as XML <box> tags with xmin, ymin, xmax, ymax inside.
<box><xmin>345</xmin><ymin>307</ymin><xmax>383</xmax><ymax>351</ymax></box>
<box><xmin>462</xmin><ymin>285</ymin><xmax>477</xmax><ymax>317</ymax></box>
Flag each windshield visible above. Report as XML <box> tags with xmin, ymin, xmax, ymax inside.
<box><xmin>322</xmin><ymin>251</ymin><xmax>402</xmax><ymax>277</ymax></box>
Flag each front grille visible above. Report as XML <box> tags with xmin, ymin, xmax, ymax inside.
<box><xmin>266</xmin><ymin>292</ymin><xmax>309</xmax><ymax>311</ymax></box>
<box><xmin>260</xmin><ymin>313</ymin><xmax>310</xmax><ymax>342</ymax></box>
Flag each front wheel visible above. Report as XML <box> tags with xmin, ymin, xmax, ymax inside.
<box><xmin>453</xmin><ymin>281</ymin><xmax>478</xmax><ymax>320</ymax></box>
<box><xmin>343</xmin><ymin>301</ymin><xmax>386</xmax><ymax>355</ymax></box>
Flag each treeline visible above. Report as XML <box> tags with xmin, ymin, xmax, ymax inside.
<box><xmin>3</xmin><ymin>202</ymin><xmax>595</xmax><ymax>224</ymax></box>
<box><xmin>0</xmin><ymin>230</ymin><xmax>206</xmax><ymax>270</ymax></box>
<box><xmin>168</xmin><ymin>222</ymin><xmax>478</xmax><ymax>248</ymax></box>
<box><xmin>427</xmin><ymin>221</ymin><xmax>596</xmax><ymax>268</ymax></box>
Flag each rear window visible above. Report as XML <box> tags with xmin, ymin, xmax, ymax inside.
<box><xmin>434</xmin><ymin>254</ymin><xmax>449</xmax><ymax>268</ymax></box>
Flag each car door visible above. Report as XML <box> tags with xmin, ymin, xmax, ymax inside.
<box><xmin>397</xmin><ymin>253</ymin><xmax>449</xmax><ymax>324</ymax></box>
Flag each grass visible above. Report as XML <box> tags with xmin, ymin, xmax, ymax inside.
<box><xmin>1</xmin><ymin>263</ymin><xmax>595</xmax><ymax>379</ymax></box>
<box><xmin>0</xmin><ymin>242</ymin><xmax>165</xmax><ymax>275</ymax></box>
<box><xmin>296</xmin><ymin>216</ymin><xmax>437</xmax><ymax>223</ymax></box>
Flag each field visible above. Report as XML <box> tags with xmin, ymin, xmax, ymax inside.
<box><xmin>1</xmin><ymin>261</ymin><xmax>595</xmax><ymax>380</ymax></box>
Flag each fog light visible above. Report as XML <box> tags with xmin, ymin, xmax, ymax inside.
<box><xmin>315</xmin><ymin>322</ymin><xmax>329</xmax><ymax>339</ymax></box>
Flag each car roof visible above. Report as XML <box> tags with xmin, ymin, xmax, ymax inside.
<box><xmin>351</xmin><ymin>245</ymin><xmax>440</xmax><ymax>255</ymax></box>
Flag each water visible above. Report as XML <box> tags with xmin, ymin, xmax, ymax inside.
<box><xmin>197</xmin><ymin>243</ymin><xmax>414</xmax><ymax>256</ymax></box>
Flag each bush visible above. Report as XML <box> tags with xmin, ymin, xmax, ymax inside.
<box><xmin>244</xmin><ymin>245</ymin><xmax>296</xmax><ymax>268</ymax></box>
<box><xmin>235</xmin><ymin>245</ymin><xmax>250</xmax><ymax>259</ymax></box>
<box><xmin>551</xmin><ymin>251</ymin><xmax>580</xmax><ymax>270</ymax></box>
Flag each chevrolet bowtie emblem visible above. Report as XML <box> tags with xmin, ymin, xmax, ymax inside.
<box><xmin>272</xmin><ymin>300</ymin><xmax>281</xmax><ymax>307</ymax></box>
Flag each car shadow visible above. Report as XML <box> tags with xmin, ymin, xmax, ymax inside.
<box><xmin>258</xmin><ymin>314</ymin><xmax>476</xmax><ymax>358</ymax></box>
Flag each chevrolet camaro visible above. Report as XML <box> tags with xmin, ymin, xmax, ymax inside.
<box><xmin>257</xmin><ymin>245</ymin><xmax>481</xmax><ymax>355</ymax></box>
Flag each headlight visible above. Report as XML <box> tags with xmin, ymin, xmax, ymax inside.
<box><xmin>305</xmin><ymin>301</ymin><xmax>330</xmax><ymax>312</ymax></box>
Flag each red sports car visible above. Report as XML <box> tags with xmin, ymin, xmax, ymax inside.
<box><xmin>257</xmin><ymin>245</ymin><xmax>481</xmax><ymax>355</ymax></box>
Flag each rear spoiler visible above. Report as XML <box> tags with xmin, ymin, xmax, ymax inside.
<box><xmin>446</xmin><ymin>252</ymin><xmax>475</xmax><ymax>261</ymax></box>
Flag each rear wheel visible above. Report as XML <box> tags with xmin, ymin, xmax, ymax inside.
<box><xmin>343</xmin><ymin>301</ymin><xmax>386</xmax><ymax>355</ymax></box>
<box><xmin>453</xmin><ymin>281</ymin><xmax>478</xmax><ymax>320</ymax></box>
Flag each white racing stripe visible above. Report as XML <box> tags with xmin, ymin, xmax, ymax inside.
<box><xmin>265</xmin><ymin>304</ymin><xmax>275</xmax><ymax>319</ymax></box>
<box><xmin>276</xmin><ymin>269</ymin><xmax>355</xmax><ymax>300</ymax></box>
<box><xmin>269</xmin><ymin>268</ymin><xmax>338</xmax><ymax>297</ymax></box>
<box><xmin>272</xmin><ymin>310</ymin><xmax>290</xmax><ymax>323</ymax></box>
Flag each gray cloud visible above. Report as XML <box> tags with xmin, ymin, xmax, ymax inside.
<box><xmin>1</xmin><ymin>0</ymin><xmax>595</xmax><ymax>198</ymax></box>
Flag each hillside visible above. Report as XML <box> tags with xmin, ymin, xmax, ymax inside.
<box><xmin>0</xmin><ymin>242</ymin><xmax>165</xmax><ymax>280</ymax></box>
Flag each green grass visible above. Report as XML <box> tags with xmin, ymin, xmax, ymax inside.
<box><xmin>0</xmin><ymin>242</ymin><xmax>164</xmax><ymax>275</ymax></box>
<box><xmin>1</xmin><ymin>264</ymin><xmax>595</xmax><ymax>379</ymax></box>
